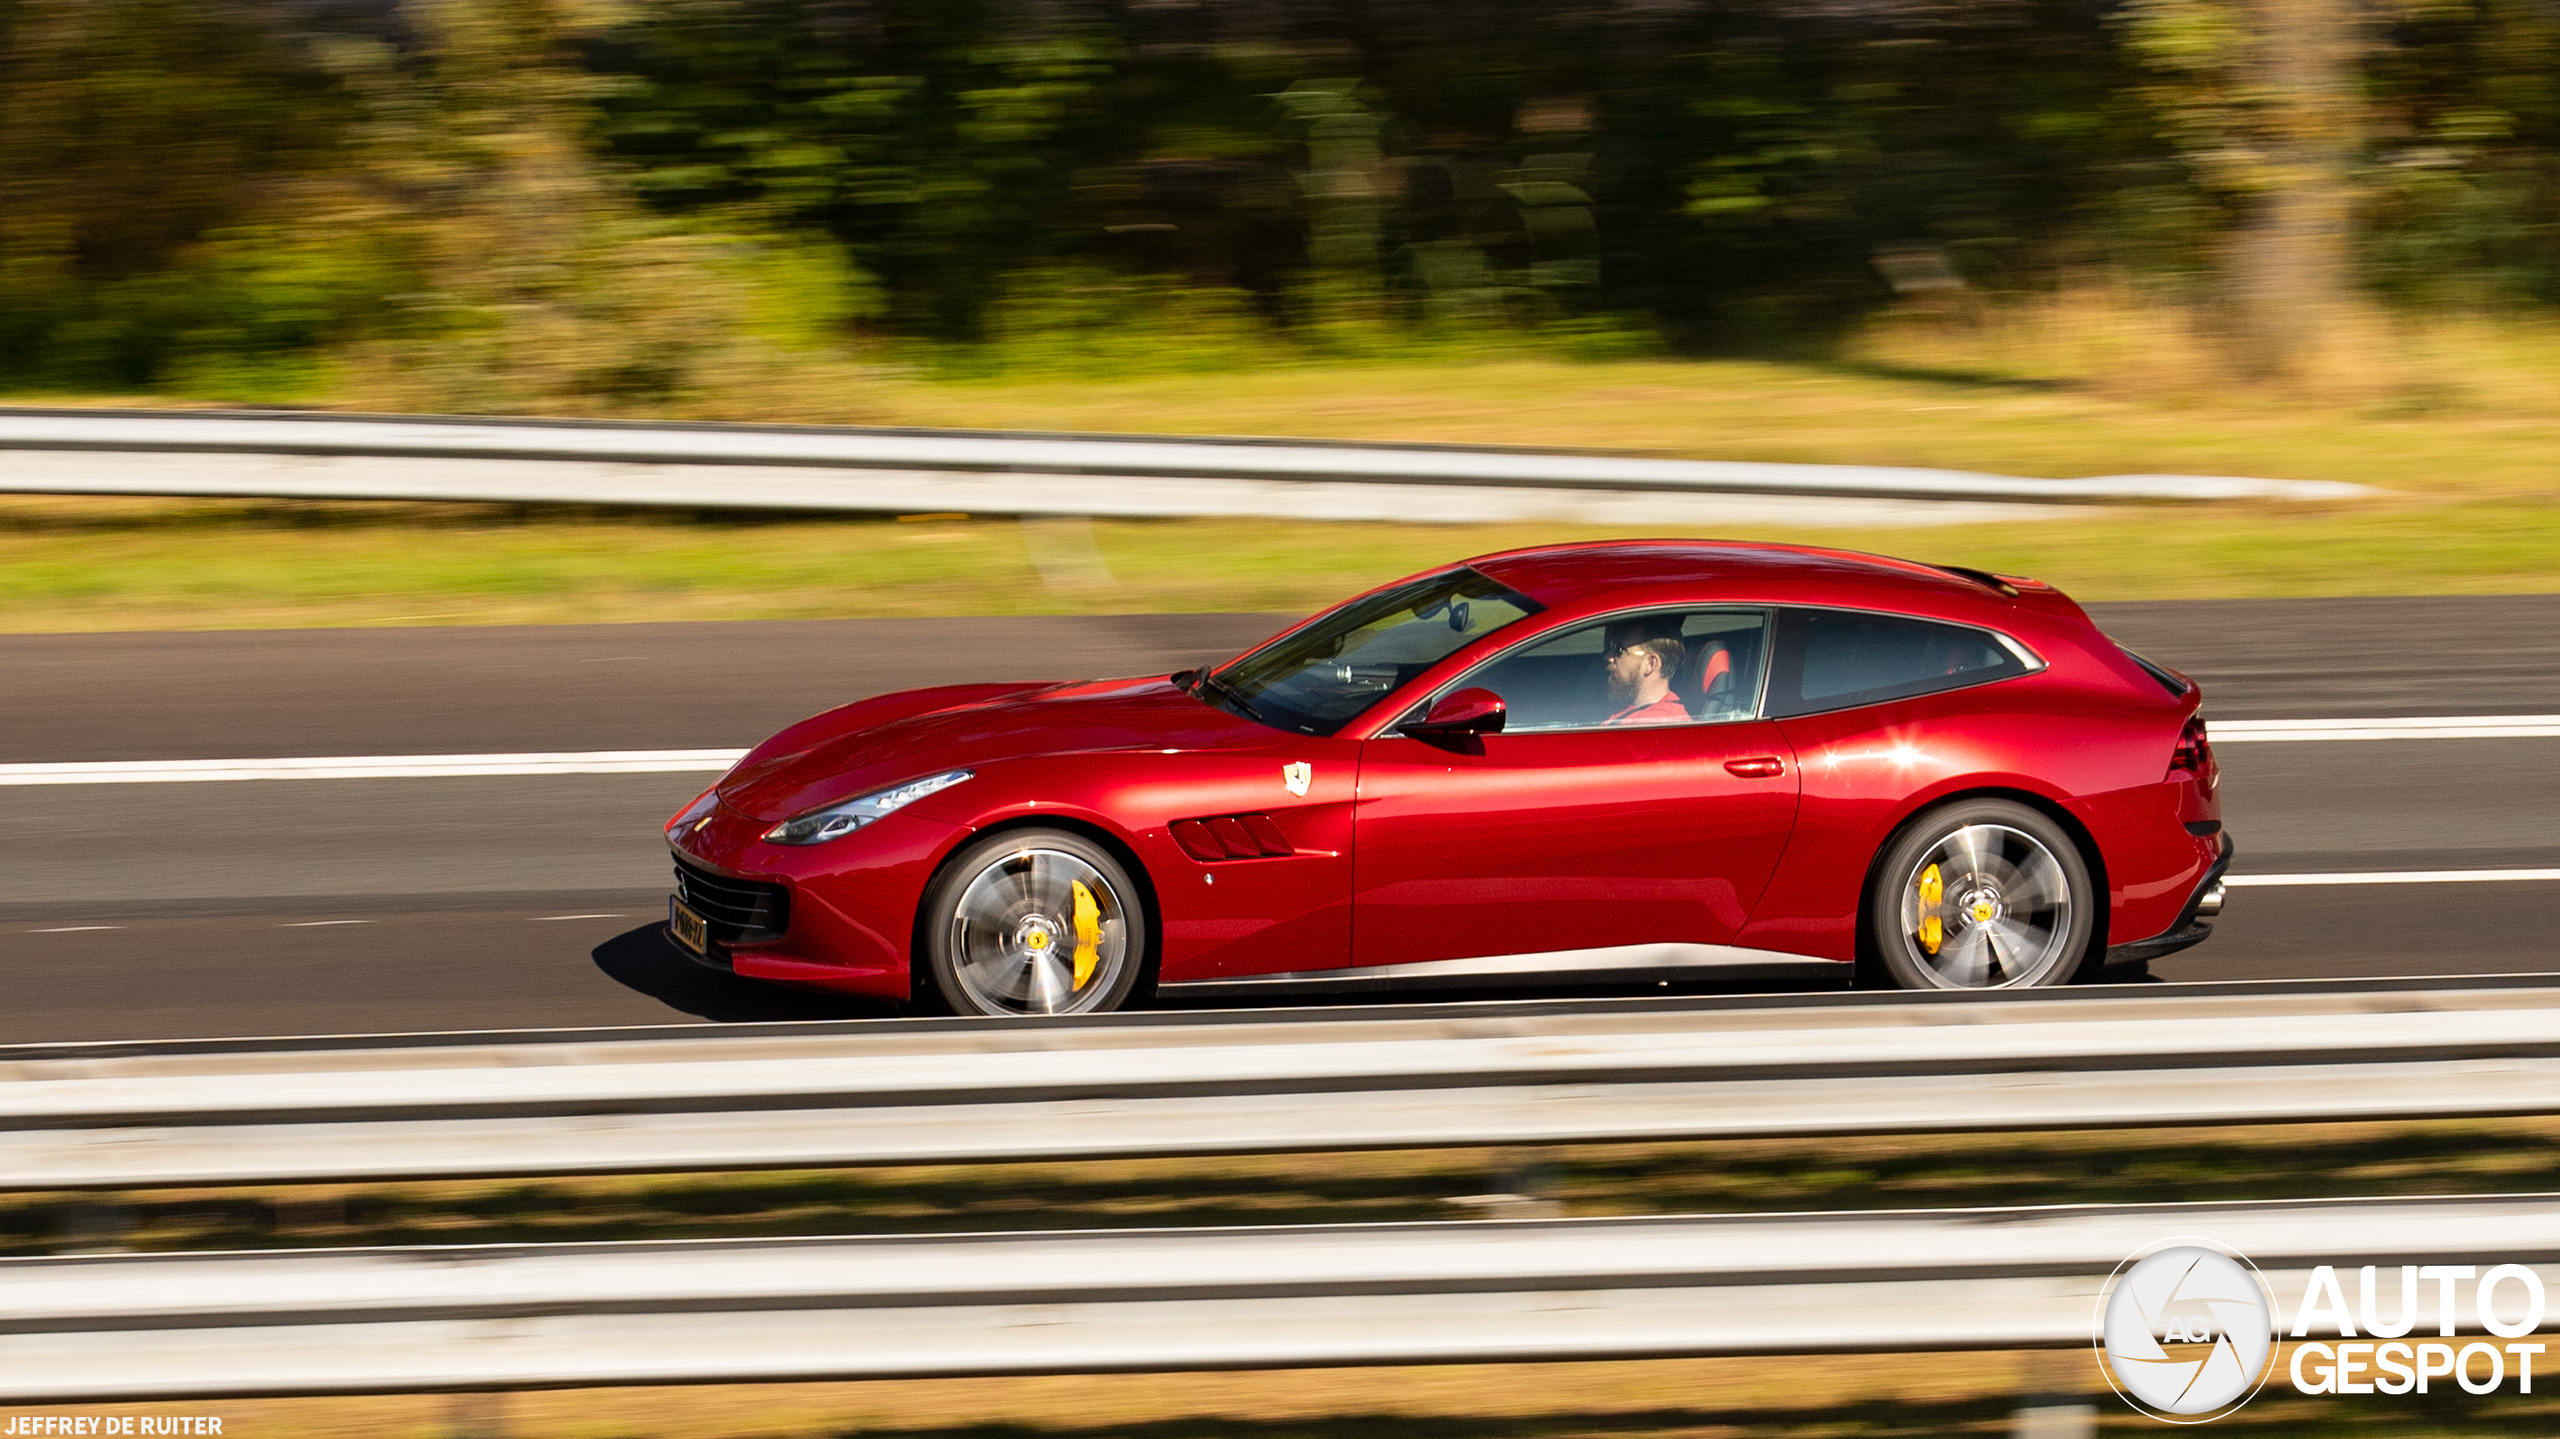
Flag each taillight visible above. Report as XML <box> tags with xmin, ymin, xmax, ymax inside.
<box><xmin>2169</xmin><ymin>715</ymin><xmax>2214</xmax><ymax>776</ymax></box>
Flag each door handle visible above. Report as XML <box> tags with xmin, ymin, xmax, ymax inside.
<box><xmin>1725</xmin><ymin>756</ymin><xmax>1785</xmax><ymax>779</ymax></box>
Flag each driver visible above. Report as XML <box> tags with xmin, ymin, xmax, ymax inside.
<box><xmin>1602</xmin><ymin>617</ymin><xmax>1690</xmax><ymax>725</ymax></box>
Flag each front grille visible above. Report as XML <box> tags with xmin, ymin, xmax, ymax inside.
<box><xmin>673</xmin><ymin>854</ymin><xmax>790</xmax><ymax>944</ymax></box>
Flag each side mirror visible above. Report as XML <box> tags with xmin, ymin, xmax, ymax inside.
<box><xmin>1400</xmin><ymin>687</ymin><xmax>1507</xmax><ymax>736</ymax></box>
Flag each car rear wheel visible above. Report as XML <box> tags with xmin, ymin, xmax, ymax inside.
<box><xmin>1868</xmin><ymin>799</ymin><xmax>2094</xmax><ymax>991</ymax></box>
<box><xmin>922</xmin><ymin>828</ymin><xmax>1150</xmax><ymax>1016</ymax></box>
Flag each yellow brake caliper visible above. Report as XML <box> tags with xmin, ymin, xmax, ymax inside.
<box><xmin>1069</xmin><ymin>880</ymin><xmax>1103</xmax><ymax>989</ymax></box>
<box><xmin>1916</xmin><ymin>863</ymin><xmax>1944</xmax><ymax>955</ymax></box>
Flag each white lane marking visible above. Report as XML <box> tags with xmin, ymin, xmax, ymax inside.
<box><xmin>282</xmin><ymin>920</ymin><xmax>373</xmax><ymax>927</ymax></box>
<box><xmin>532</xmin><ymin>914</ymin><xmax>625</xmax><ymax>921</ymax></box>
<box><xmin>2227</xmin><ymin>869</ymin><xmax>2560</xmax><ymax>886</ymax></box>
<box><xmin>28</xmin><ymin>926</ymin><xmax>122</xmax><ymax>933</ymax></box>
<box><xmin>2210</xmin><ymin>716</ymin><xmax>2560</xmax><ymax>742</ymax></box>
<box><xmin>0</xmin><ymin>716</ymin><xmax>2550</xmax><ymax>787</ymax></box>
<box><xmin>0</xmin><ymin>750</ymin><xmax>747</xmax><ymax>785</ymax></box>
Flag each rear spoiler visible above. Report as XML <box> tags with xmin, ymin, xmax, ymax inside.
<box><xmin>1931</xmin><ymin>564</ymin><xmax>2053</xmax><ymax>598</ymax></box>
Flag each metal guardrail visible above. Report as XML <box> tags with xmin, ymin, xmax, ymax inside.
<box><xmin>0</xmin><ymin>407</ymin><xmax>2366</xmax><ymax>522</ymax></box>
<box><xmin>6</xmin><ymin>1193</ymin><xmax>2555</xmax><ymax>1401</ymax></box>
<box><xmin>9</xmin><ymin>982</ymin><xmax>2560</xmax><ymax>1190</ymax></box>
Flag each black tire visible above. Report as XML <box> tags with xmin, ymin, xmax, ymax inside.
<box><xmin>920</xmin><ymin>828</ymin><xmax>1152</xmax><ymax>1016</ymax></box>
<box><xmin>1866</xmin><ymin>799</ymin><xmax>2095</xmax><ymax>991</ymax></box>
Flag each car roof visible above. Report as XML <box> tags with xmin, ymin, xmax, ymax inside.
<box><xmin>1467</xmin><ymin>540</ymin><xmax>1996</xmax><ymax>609</ymax></box>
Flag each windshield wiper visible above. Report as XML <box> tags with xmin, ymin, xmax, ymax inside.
<box><xmin>1189</xmin><ymin>669</ymin><xmax>1265</xmax><ymax>722</ymax></box>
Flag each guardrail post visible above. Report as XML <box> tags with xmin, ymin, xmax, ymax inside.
<box><xmin>2007</xmin><ymin>1403</ymin><xmax>2088</xmax><ymax>1433</ymax></box>
<box><xmin>1450</xmin><ymin>1150</ymin><xmax>1564</xmax><ymax>1219</ymax></box>
<box><xmin>445</xmin><ymin>1391</ymin><xmax>509</xmax><ymax>1439</ymax></box>
<box><xmin>2010</xmin><ymin>1348</ymin><xmax>2098</xmax><ymax>1439</ymax></box>
<box><xmin>1021</xmin><ymin>514</ymin><xmax>1114</xmax><ymax>589</ymax></box>
<box><xmin>2010</xmin><ymin>1403</ymin><xmax>2096</xmax><ymax>1439</ymax></box>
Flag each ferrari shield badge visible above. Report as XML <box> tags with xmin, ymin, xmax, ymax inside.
<box><xmin>1282</xmin><ymin>761</ymin><xmax>1312</xmax><ymax>797</ymax></box>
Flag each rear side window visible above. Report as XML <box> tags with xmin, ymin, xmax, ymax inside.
<box><xmin>1765</xmin><ymin>608</ymin><xmax>2038</xmax><ymax>718</ymax></box>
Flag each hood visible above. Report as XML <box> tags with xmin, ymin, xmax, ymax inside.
<box><xmin>718</xmin><ymin>675</ymin><xmax>1268</xmax><ymax>823</ymax></box>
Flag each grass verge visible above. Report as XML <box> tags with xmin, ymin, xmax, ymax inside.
<box><xmin>35</xmin><ymin>1352</ymin><xmax>2560</xmax><ymax>1438</ymax></box>
<box><xmin>13</xmin><ymin>1117</ymin><xmax>2557</xmax><ymax>1257</ymax></box>
<box><xmin>9</xmin><ymin>345</ymin><xmax>2560</xmax><ymax>631</ymax></box>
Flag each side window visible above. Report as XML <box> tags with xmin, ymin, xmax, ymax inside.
<box><xmin>1444</xmin><ymin>609</ymin><xmax>1771</xmax><ymax>733</ymax></box>
<box><xmin>1765</xmin><ymin>608</ymin><xmax>2036</xmax><ymax>718</ymax></box>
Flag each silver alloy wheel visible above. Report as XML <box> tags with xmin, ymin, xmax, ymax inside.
<box><xmin>1893</xmin><ymin>822</ymin><xmax>2075</xmax><ymax>988</ymax></box>
<box><xmin>943</xmin><ymin>845</ymin><xmax>1131</xmax><ymax>1015</ymax></box>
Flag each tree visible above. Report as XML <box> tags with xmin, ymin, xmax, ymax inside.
<box><xmin>2123</xmin><ymin>0</ymin><xmax>2365</xmax><ymax>377</ymax></box>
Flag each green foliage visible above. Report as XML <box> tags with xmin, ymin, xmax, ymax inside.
<box><xmin>4</xmin><ymin>0</ymin><xmax>2560</xmax><ymax>401</ymax></box>
<box><xmin>306</xmin><ymin>0</ymin><xmax>879</xmax><ymax>416</ymax></box>
<box><xmin>936</xmin><ymin>267</ymin><xmax>1275</xmax><ymax>379</ymax></box>
<box><xmin>588</xmin><ymin>0</ymin><xmax>1123</xmax><ymax>343</ymax></box>
<box><xmin>0</xmin><ymin>0</ymin><xmax>357</xmax><ymax>389</ymax></box>
<box><xmin>2360</xmin><ymin>0</ymin><xmax>2560</xmax><ymax>304</ymax></box>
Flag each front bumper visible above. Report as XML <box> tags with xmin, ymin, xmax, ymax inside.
<box><xmin>663</xmin><ymin>805</ymin><xmax>965</xmax><ymax>1000</ymax></box>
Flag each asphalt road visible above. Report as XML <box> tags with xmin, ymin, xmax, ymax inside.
<box><xmin>5</xmin><ymin>597</ymin><xmax>2556</xmax><ymax>1043</ymax></box>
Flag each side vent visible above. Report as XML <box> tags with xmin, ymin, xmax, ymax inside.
<box><xmin>1171</xmin><ymin>814</ymin><xmax>1296</xmax><ymax>861</ymax></box>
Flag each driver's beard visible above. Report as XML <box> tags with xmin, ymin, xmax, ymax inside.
<box><xmin>1606</xmin><ymin>668</ymin><xmax>1638</xmax><ymax>707</ymax></box>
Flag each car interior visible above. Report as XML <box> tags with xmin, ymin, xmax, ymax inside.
<box><xmin>1460</xmin><ymin>610</ymin><xmax>1769</xmax><ymax>732</ymax></box>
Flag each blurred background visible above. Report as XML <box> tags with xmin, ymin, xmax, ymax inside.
<box><xmin>7</xmin><ymin>4</ymin><xmax>2560</xmax><ymax>1437</ymax></box>
<box><xmin>5</xmin><ymin>0</ymin><xmax>2559</xmax><ymax>627</ymax></box>
<box><xmin>9</xmin><ymin>0</ymin><xmax>2558</xmax><ymax>404</ymax></box>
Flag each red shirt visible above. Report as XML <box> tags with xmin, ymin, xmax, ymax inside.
<box><xmin>1606</xmin><ymin>693</ymin><xmax>1690</xmax><ymax>726</ymax></box>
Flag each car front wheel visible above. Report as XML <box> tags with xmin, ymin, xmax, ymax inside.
<box><xmin>921</xmin><ymin>828</ymin><xmax>1151</xmax><ymax>1016</ymax></box>
<box><xmin>1867</xmin><ymin>799</ymin><xmax>2095</xmax><ymax>991</ymax></box>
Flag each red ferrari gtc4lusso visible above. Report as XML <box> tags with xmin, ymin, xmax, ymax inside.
<box><xmin>664</xmin><ymin>541</ymin><xmax>2228</xmax><ymax>1015</ymax></box>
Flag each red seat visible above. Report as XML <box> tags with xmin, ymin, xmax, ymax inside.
<box><xmin>1671</xmin><ymin>640</ymin><xmax>1732</xmax><ymax>718</ymax></box>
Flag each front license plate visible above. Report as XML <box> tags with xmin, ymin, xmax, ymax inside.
<box><xmin>668</xmin><ymin>896</ymin><xmax>709</xmax><ymax>956</ymax></box>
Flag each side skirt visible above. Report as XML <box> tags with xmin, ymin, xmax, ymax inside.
<box><xmin>1157</xmin><ymin>942</ymin><xmax>1851</xmax><ymax>999</ymax></box>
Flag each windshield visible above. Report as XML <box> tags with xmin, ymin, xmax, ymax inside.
<box><xmin>1209</xmin><ymin>568</ymin><xmax>1543</xmax><ymax>735</ymax></box>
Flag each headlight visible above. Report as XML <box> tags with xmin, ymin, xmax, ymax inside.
<box><xmin>763</xmin><ymin>769</ymin><xmax>974</xmax><ymax>845</ymax></box>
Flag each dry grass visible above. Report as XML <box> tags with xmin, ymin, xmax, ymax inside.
<box><xmin>7</xmin><ymin>310</ymin><xmax>2560</xmax><ymax>631</ymax></box>
<box><xmin>16</xmin><ymin>1116</ymin><xmax>2559</xmax><ymax>1257</ymax></box>
<box><xmin>850</xmin><ymin>316</ymin><xmax>2560</xmax><ymax>501</ymax></box>
<box><xmin>3</xmin><ymin>488</ymin><xmax>2554</xmax><ymax>634</ymax></box>
<box><xmin>7</xmin><ymin>1354</ymin><xmax>2094</xmax><ymax>1439</ymax></box>
<box><xmin>34</xmin><ymin>1349</ymin><xmax>2560</xmax><ymax>1436</ymax></box>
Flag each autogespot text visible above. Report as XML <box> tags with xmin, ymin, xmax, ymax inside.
<box><xmin>2288</xmin><ymin>1263</ymin><xmax>2546</xmax><ymax>1396</ymax></box>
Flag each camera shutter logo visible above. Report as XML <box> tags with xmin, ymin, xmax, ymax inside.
<box><xmin>2097</xmin><ymin>1242</ymin><xmax>2278</xmax><ymax>1422</ymax></box>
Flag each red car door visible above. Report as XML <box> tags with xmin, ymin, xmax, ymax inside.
<box><xmin>1350</xmin><ymin>609</ymin><xmax>1801</xmax><ymax>972</ymax></box>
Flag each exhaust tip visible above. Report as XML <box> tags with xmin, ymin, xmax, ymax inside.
<box><xmin>2194</xmin><ymin>880</ymin><xmax>2225</xmax><ymax>918</ymax></box>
